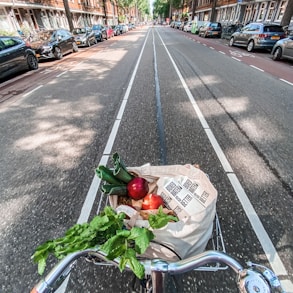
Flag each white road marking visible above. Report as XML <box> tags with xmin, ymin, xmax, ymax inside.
<box><xmin>56</xmin><ymin>71</ymin><xmax>68</xmax><ymax>77</ymax></box>
<box><xmin>56</xmin><ymin>27</ymin><xmax>152</xmax><ymax>293</ymax></box>
<box><xmin>250</xmin><ymin>65</ymin><xmax>264</xmax><ymax>72</ymax></box>
<box><xmin>156</xmin><ymin>29</ymin><xmax>293</xmax><ymax>292</ymax></box>
<box><xmin>22</xmin><ymin>85</ymin><xmax>43</xmax><ymax>97</ymax></box>
<box><xmin>280</xmin><ymin>78</ymin><xmax>293</xmax><ymax>86</ymax></box>
<box><xmin>219</xmin><ymin>51</ymin><xmax>226</xmax><ymax>54</ymax></box>
<box><xmin>232</xmin><ymin>57</ymin><xmax>241</xmax><ymax>62</ymax></box>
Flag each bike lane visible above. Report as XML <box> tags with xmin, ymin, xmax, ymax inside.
<box><xmin>182</xmin><ymin>32</ymin><xmax>293</xmax><ymax>86</ymax></box>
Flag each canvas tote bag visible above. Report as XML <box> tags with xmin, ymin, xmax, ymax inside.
<box><xmin>109</xmin><ymin>164</ymin><xmax>218</xmax><ymax>260</ymax></box>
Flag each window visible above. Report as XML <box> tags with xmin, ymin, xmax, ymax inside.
<box><xmin>0</xmin><ymin>8</ymin><xmax>10</xmax><ymax>31</ymax></box>
<box><xmin>257</xmin><ymin>3</ymin><xmax>267</xmax><ymax>21</ymax></box>
<box><xmin>266</xmin><ymin>2</ymin><xmax>276</xmax><ymax>21</ymax></box>
<box><xmin>2</xmin><ymin>37</ymin><xmax>20</xmax><ymax>49</ymax></box>
<box><xmin>276</xmin><ymin>0</ymin><xmax>286</xmax><ymax>21</ymax></box>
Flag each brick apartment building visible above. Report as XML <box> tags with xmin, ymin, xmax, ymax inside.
<box><xmin>173</xmin><ymin>0</ymin><xmax>290</xmax><ymax>26</ymax></box>
<box><xmin>0</xmin><ymin>0</ymin><xmax>138</xmax><ymax>34</ymax></box>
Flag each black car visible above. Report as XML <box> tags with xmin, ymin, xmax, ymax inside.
<box><xmin>0</xmin><ymin>35</ymin><xmax>38</xmax><ymax>81</ymax></box>
<box><xmin>92</xmin><ymin>24</ymin><xmax>107</xmax><ymax>41</ymax></box>
<box><xmin>30</xmin><ymin>29</ymin><xmax>78</xmax><ymax>60</ymax></box>
<box><xmin>199</xmin><ymin>22</ymin><xmax>222</xmax><ymax>38</ymax></box>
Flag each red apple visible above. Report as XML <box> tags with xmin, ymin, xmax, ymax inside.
<box><xmin>127</xmin><ymin>177</ymin><xmax>149</xmax><ymax>200</ymax></box>
<box><xmin>142</xmin><ymin>194</ymin><xmax>164</xmax><ymax>210</ymax></box>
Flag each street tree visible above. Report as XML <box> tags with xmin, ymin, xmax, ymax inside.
<box><xmin>63</xmin><ymin>0</ymin><xmax>74</xmax><ymax>31</ymax></box>
<box><xmin>280</xmin><ymin>0</ymin><xmax>293</xmax><ymax>27</ymax></box>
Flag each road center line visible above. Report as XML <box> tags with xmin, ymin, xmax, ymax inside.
<box><xmin>156</xmin><ymin>28</ymin><xmax>292</xmax><ymax>291</ymax></box>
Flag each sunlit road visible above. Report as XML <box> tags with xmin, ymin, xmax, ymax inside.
<box><xmin>0</xmin><ymin>26</ymin><xmax>292</xmax><ymax>293</ymax></box>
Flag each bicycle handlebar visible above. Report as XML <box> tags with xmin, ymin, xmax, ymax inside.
<box><xmin>31</xmin><ymin>248</ymin><xmax>285</xmax><ymax>293</ymax></box>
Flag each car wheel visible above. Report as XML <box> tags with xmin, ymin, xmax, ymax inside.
<box><xmin>54</xmin><ymin>47</ymin><xmax>63</xmax><ymax>59</ymax></box>
<box><xmin>229</xmin><ymin>37</ymin><xmax>234</xmax><ymax>47</ymax></box>
<box><xmin>247</xmin><ymin>40</ymin><xmax>254</xmax><ymax>52</ymax></box>
<box><xmin>72</xmin><ymin>42</ymin><xmax>79</xmax><ymax>52</ymax></box>
<box><xmin>27</xmin><ymin>54</ymin><xmax>38</xmax><ymax>70</ymax></box>
<box><xmin>272</xmin><ymin>47</ymin><xmax>282</xmax><ymax>61</ymax></box>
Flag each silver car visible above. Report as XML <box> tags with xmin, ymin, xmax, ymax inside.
<box><xmin>271</xmin><ymin>34</ymin><xmax>293</xmax><ymax>61</ymax></box>
<box><xmin>229</xmin><ymin>22</ymin><xmax>286</xmax><ymax>52</ymax></box>
<box><xmin>72</xmin><ymin>27</ymin><xmax>97</xmax><ymax>47</ymax></box>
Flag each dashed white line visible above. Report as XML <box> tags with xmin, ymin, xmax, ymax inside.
<box><xmin>209</xmin><ymin>46</ymin><xmax>215</xmax><ymax>50</ymax></box>
<box><xmin>280</xmin><ymin>78</ymin><xmax>293</xmax><ymax>86</ymax></box>
<box><xmin>157</xmin><ymin>29</ymin><xmax>293</xmax><ymax>292</ymax></box>
<box><xmin>22</xmin><ymin>85</ymin><xmax>43</xmax><ymax>97</ymax></box>
<box><xmin>219</xmin><ymin>51</ymin><xmax>226</xmax><ymax>54</ymax></box>
<box><xmin>232</xmin><ymin>57</ymin><xmax>241</xmax><ymax>62</ymax></box>
<box><xmin>250</xmin><ymin>65</ymin><xmax>264</xmax><ymax>72</ymax></box>
<box><xmin>56</xmin><ymin>71</ymin><xmax>68</xmax><ymax>77</ymax></box>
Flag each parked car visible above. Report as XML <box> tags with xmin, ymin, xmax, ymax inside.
<box><xmin>179</xmin><ymin>21</ymin><xmax>187</xmax><ymax>31</ymax></box>
<box><xmin>183</xmin><ymin>21</ymin><xmax>193</xmax><ymax>32</ymax></box>
<box><xmin>271</xmin><ymin>34</ymin><xmax>293</xmax><ymax>62</ymax></box>
<box><xmin>92</xmin><ymin>24</ymin><xmax>107</xmax><ymax>41</ymax></box>
<box><xmin>170</xmin><ymin>21</ymin><xmax>175</xmax><ymax>28</ymax></box>
<box><xmin>0</xmin><ymin>35</ymin><xmax>38</xmax><ymax>81</ymax></box>
<box><xmin>72</xmin><ymin>27</ymin><xmax>97</xmax><ymax>47</ymax></box>
<box><xmin>198</xmin><ymin>22</ymin><xmax>222</xmax><ymax>38</ymax></box>
<box><xmin>118</xmin><ymin>24</ymin><xmax>128</xmax><ymax>34</ymax></box>
<box><xmin>112</xmin><ymin>25</ymin><xmax>121</xmax><ymax>36</ymax></box>
<box><xmin>221</xmin><ymin>23</ymin><xmax>243</xmax><ymax>40</ymax></box>
<box><xmin>229</xmin><ymin>22</ymin><xmax>286</xmax><ymax>52</ymax></box>
<box><xmin>105</xmin><ymin>26</ymin><xmax>114</xmax><ymax>39</ymax></box>
<box><xmin>30</xmin><ymin>29</ymin><xmax>78</xmax><ymax>60</ymax></box>
<box><xmin>174</xmin><ymin>21</ymin><xmax>182</xmax><ymax>29</ymax></box>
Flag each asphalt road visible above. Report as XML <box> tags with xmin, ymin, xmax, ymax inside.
<box><xmin>0</xmin><ymin>26</ymin><xmax>292</xmax><ymax>293</ymax></box>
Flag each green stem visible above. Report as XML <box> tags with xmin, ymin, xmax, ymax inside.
<box><xmin>96</xmin><ymin>165</ymin><xmax>122</xmax><ymax>185</ymax></box>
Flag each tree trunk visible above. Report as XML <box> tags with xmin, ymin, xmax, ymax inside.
<box><xmin>103</xmin><ymin>0</ymin><xmax>108</xmax><ymax>25</ymax></box>
<box><xmin>210</xmin><ymin>0</ymin><xmax>217</xmax><ymax>22</ymax></box>
<box><xmin>63</xmin><ymin>0</ymin><xmax>74</xmax><ymax>31</ymax></box>
<box><xmin>191</xmin><ymin>0</ymin><xmax>197</xmax><ymax>20</ymax></box>
<box><xmin>280</xmin><ymin>0</ymin><xmax>293</xmax><ymax>27</ymax></box>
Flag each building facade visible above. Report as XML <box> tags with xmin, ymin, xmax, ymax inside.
<box><xmin>181</xmin><ymin>0</ymin><xmax>290</xmax><ymax>26</ymax></box>
<box><xmin>0</xmin><ymin>0</ymin><xmax>138</xmax><ymax>35</ymax></box>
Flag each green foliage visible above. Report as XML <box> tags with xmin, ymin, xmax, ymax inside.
<box><xmin>148</xmin><ymin>206</ymin><xmax>178</xmax><ymax>229</ymax></box>
<box><xmin>31</xmin><ymin>206</ymin><xmax>155</xmax><ymax>279</ymax></box>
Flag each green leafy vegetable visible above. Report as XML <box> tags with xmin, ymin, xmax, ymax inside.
<box><xmin>96</xmin><ymin>165</ymin><xmax>123</xmax><ymax>185</ymax></box>
<box><xmin>101</xmin><ymin>226</ymin><xmax>154</xmax><ymax>279</ymax></box>
<box><xmin>31</xmin><ymin>207</ymin><xmax>125</xmax><ymax>275</ymax></box>
<box><xmin>31</xmin><ymin>206</ymin><xmax>155</xmax><ymax>279</ymax></box>
<box><xmin>148</xmin><ymin>206</ymin><xmax>179</xmax><ymax>229</ymax></box>
<box><xmin>112</xmin><ymin>152</ymin><xmax>134</xmax><ymax>183</ymax></box>
<box><xmin>101</xmin><ymin>184</ymin><xmax>128</xmax><ymax>196</ymax></box>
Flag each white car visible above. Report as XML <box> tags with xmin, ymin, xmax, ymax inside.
<box><xmin>183</xmin><ymin>21</ymin><xmax>193</xmax><ymax>32</ymax></box>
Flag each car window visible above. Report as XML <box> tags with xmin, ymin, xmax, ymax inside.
<box><xmin>210</xmin><ymin>23</ymin><xmax>220</xmax><ymax>28</ymax></box>
<box><xmin>248</xmin><ymin>24</ymin><xmax>260</xmax><ymax>32</ymax></box>
<box><xmin>0</xmin><ymin>39</ymin><xmax>4</xmax><ymax>51</ymax></box>
<box><xmin>1</xmin><ymin>37</ymin><xmax>21</xmax><ymax>49</ymax></box>
<box><xmin>242</xmin><ymin>25</ymin><xmax>251</xmax><ymax>31</ymax></box>
<box><xmin>264</xmin><ymin>26</ymin><xmax>284</xmax><ymax>32</ymax></box>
